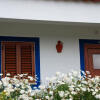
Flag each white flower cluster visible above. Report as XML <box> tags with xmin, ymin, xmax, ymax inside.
<box><xmin>0</xmin><ymin>70</ymin><xmax>100</xmax><ymax>100</ymax></box>
<box><xmin>0</xmin><ymin>73</ymin><xmax>36</xmax><ymax>100</ymax></box>
<box><xmin>32</xmin><ymin>71</ymin><xmax>100</xmax><ymax>100</ymax></box>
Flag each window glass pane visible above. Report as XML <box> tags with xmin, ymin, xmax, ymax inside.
<box><xmin>93</xmin><ymin>54</ymin><xmax>100</xmax><ymax>69</ymax></box>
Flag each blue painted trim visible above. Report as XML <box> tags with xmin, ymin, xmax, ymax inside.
<box><xmin>0</xmin><ymin>36</ymin><xmax>40</xmax><ymax>88</ymax></box>
<box><xmin>79</xmin><ymin>39</ymin><xmax>100</xmax><ymax>73</ymax></box>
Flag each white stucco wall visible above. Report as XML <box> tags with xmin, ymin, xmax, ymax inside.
<box><xmin>0</xmin><ymin>0</ymin><xmax>100</xmax><ymax>23</ymax></box>
<box><xmin>40</xmin><ymin>29</ymin><xmax>100</xmax><ymax>82</ymax></box>
<box><xmin>0</xmin><ymin>19</ymin><xmax>100</xmax><ymax>83</ymax></box>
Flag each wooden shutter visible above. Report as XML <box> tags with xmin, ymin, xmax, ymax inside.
<box><xmin>2</xmin><ymin>42</ymin><xmax>17</xmax><ymax>77</ymax></box>
<box><xmin>21</xmin><ymin>43</ymin><xmax>35</xmax><ymax>77</ymax></box>
<box><xmin>2</xmin><ymin>42</ymin><xmax>35</xmax><ymax>78</ymax></box>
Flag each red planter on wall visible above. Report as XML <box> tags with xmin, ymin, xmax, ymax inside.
<box><xmin>56</xmin><ymin>41</ymin><xmax>63</xmax><ymax>53</ymax></box>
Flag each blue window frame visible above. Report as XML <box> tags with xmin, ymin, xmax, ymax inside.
<box><xmin>0</xmin><ymin>36</ymin><xmax>40</xmax><ymax>88</ymax></box>
<box><xmin>79</xmin><ymin>39</ymin><xmax>100</xmax><ymax>73</ymax></box>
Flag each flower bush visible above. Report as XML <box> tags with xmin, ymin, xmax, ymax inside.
<box><xmin>0</xmin><ymin>71</ymin><xmax>100</xmax><ymax>100</ymax></box>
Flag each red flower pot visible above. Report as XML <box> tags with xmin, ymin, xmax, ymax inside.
<box><xmin>56</xmin><ymin>41</ymin><xmax>63</xmax><ymax>53</ymax></box>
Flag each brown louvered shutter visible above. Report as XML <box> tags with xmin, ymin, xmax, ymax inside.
<box><xmin>20</xmin><ymin>43</ymin><xmax>35</xmax><ymax>77</ymax></box>
<box><xmin>2</xmin><ymin>42</ymin><xmax>35</xmax><ymax>78</ymax></box>
<box><xmin>2</xmin><ymin>42</ymin><xmax>17</xmax><ymax>77</ymax></box>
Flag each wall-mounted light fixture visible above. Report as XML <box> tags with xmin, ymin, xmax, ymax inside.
<box><xmin>56</xmin><ymin>40</ymin><xmax>63</xmax><ymax>53</ymax></box>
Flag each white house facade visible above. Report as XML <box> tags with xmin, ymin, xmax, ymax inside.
<box><xmin>0</xmin><ymin>0</ymin><xmax>100</xmax><ymax>86</ymax></box>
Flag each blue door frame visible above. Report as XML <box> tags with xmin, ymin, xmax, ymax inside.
<box><xmin>79</xmin><ymin>39</ymin><xmax>100</xmax><ymax>73</ymax></box>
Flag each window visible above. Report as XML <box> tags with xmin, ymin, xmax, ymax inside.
<box><xmin>0</xmin><ymin>36</ymin><xmax>40</xmax><ymax>87</ymax></box>
<box><xmin>2</xmin><ymin>42</ymin><xmax>35</xmax><ymax>77</ymax></box>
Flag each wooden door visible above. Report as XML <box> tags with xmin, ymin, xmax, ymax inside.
<box><xmin>84</xmin><ymin>44</ymin><xmax>100</xmax><ymax>77</ymax></box>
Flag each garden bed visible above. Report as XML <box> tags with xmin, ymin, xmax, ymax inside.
<box><xmin>0</xmin><ymin>71</ymin><xmax>100</xmax><ymax>100</ymax></box>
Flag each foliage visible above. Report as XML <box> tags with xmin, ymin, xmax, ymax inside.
<box><xmin>0</xmin><ymin>71</ymin><xmax>100</xmax><ymax>100</ymax></box>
